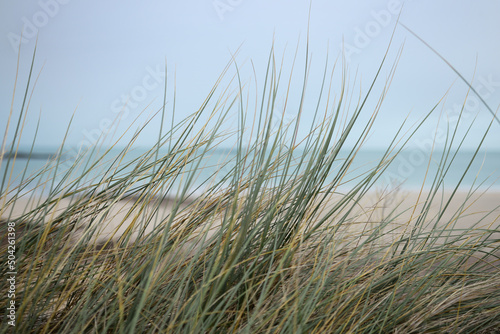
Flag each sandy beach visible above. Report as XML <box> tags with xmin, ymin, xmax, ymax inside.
<box><xmin>2</xmin><ymin>189</ymin><xmax>499</xmax><ymax>248</ymax></box>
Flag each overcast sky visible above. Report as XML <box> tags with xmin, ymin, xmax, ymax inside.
<box><xmin>1</xmin><ymin>0</ymin><xmax>499</xmax><ymax>151</ymax></box>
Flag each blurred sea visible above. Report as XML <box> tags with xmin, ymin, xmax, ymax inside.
<box><xmin>2</xmin><ymin>147</ymin><xmax>500</xmax><ymax>197</ymax></box>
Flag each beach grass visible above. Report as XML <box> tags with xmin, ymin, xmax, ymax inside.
<box><xmin>1</xmin><ymin>45</ymin><xmax>499</xmax><ymax>333</ymax></box>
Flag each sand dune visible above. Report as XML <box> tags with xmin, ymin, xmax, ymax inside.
<box><xmin>2</xmin><ymin>189</ymin><xmax>499</xmax><ymax>252</ymax></box>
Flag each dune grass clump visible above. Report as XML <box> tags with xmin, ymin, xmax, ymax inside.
<box><xmin>1</xmin><ymin>46</ymin><xmax>499</xmax><ymax>333</ymax></box>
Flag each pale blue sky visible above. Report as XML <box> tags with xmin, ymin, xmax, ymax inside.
<box><xmin>1</xmin><ymin>0</ymin><xmax>499</xmax><ymax>151</ymax></box>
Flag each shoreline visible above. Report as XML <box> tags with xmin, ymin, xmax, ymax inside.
<box><xmin>2</xmin><ymin>188</ymin><xmax>499</xmax><ymax>241</ymax></box>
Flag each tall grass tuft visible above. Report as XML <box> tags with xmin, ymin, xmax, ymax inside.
<box><xmin>1</xmin><ymin>44</ymin><xmax>499</xmax><ymax>334</ymax></box>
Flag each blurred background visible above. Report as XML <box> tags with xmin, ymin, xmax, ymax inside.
<box><xmin>1</xmin><ymin>0</ymin><xmax>499</xmax><ymax>155</ymax></box>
